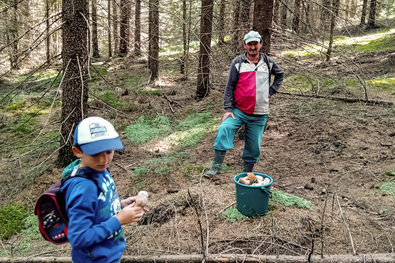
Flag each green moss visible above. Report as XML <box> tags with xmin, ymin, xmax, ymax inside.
<box><xmin>221</xmin><ymin>207</ymin><xmax>248</xmax><ymax>222</ymax></box>
<box><xmin>0</xmin><ymin>203</ymin><xmax>27</xmax><ymax>239</ymax></box>
<box><xmin>271</xmin><ymin>191</ymin><xmax>313</xmax><ymax>210</ymax></box>
<box><xmin>379</xmin><ymin>181</ymin><xmax>395</xmax><ymax>195</ymax></box>
<box><xmin>17</xmin><ymin>214</ymin><xmax>43</xmax><ymax>256</ymax></box>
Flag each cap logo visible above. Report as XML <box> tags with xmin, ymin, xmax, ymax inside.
<box><xmin>89</xmin><ymin>122</ymin><xmax>109</xmax><ymax>139</ymax></box>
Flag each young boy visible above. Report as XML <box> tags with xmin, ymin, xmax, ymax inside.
<box><xmin>60</xmin><ymin>116</ymin><xmax>146</xmax><ymax>263</ymax></box>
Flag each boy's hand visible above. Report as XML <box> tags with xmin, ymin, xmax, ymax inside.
<box><xmin>115</xmin><ymin>203</ymin><xmax>148</xmax><ymax>225</ymax></box>
<box><xmin>120</xmin><ymin>196</ymin><xmax>136</xmax><ymax>208</ymax></box>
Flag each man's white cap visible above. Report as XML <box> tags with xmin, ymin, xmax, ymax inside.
<box><xmin>73</xmin><ymin>117</ymin><xmax>123</xmax><ymax>155</ymax></box>
<box><xmin>244</xmin><ymin>30</ymin><xmax>262</xmax><ymax>44</ymax></box>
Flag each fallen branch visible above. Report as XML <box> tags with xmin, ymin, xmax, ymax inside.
<box><xmin>279</xmin><ymin>91</ymin><xmax>393</xmax><ymax>106</ymax></box>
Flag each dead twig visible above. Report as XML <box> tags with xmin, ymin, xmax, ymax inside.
<box><xmin>218</xmin><ymin>201</ymin><xmax>236</xmax><ymax>215</ymax></box>
<box><xmin>187</xmin><ymin>188</ymin><xmax>206</xmax><ymax>259</ymax></box>
<box><xmin>336</xmin><ymin>194</ymin><xmax>357</xmax><ymax>255</ymax></box>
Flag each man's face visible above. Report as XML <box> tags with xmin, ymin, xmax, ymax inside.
<box><xmin>243</xmin><ymin>41</ymin><xmax>262</xmax><ymax>58</ymax></box>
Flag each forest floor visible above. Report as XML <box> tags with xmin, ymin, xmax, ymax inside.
<box><xmin>1</xmin><ymin>30</ymin><xmax>395</xmax><ymax>261</ymax></box>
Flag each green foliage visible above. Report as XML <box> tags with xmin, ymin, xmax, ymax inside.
<box><xmin>221</xmin><ymin>207</ymin><xmax>248</xmax><ymax>222</ymax></box>
<box><xmin>0</xmin><ymin>203</ymin><xmax>27</xmax><ymax>239</ymax></box>
<box><xmin>132</xmin><ymin>167</ymin><xmax>149</xmax><ymax>177</ymax></box>
<box><xmin>379</xmin><ymin>181</ymin><xmax>395</xmax><ymax>195</ymax></box>
<box><xmin>134</xmin><ymin>181</ymin><xmax>145</xmax><ymax>190</ymax></box>
<box><xmin>268</xmin><ymin>204</ymin><xmax>276</xmax><ymax>211</ymax></box>
<box><xmin>385</xmin><ymin>170</ymin><xmax>395</xmax><ymax>176</ymax></box>
<box><xmin>271</xmin><ymin>191</ymin><xmax>313</xmax><ymax>210</ymax></box>
<box><xmin>100</xmin><ymin>92</ymin><xmax>126</xmax><ymax>108</ymax></box>
<box><xmin>125</xmin><ymin>115</ymin><xmax>172</xmax><ymax>143</ymax></box>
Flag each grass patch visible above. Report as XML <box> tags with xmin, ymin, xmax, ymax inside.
<box><xmin>354</xmin><ymin>32</ymin><xmax>395</xmax><ymax>52</ymax></box>
<box><xmin>367</xmin><ymin>77</ymin><xmax>395</xmax><ymax>91</ymax></box>
<box><xmin>282</xmin><ymin>74</ymin><xmax>317</xmax><ymax>92</ymax></box>
<box><xmin>125</xmin><ymin>112</ymin><xmax>219</xmax><ymax>149</ymax></box>
<box><xmin>100</xmin><ymin>92</ymin><xmax>127</xmax><ymax>108</ymax></box>
<box><xmin>125</xmin><ymin>115</ymin><xmax>172</xmax><ymax>143</ymax></box>
<box><xmin>283</xmin><ymin>29</ymin><xmax>395</xmax><ymax>59</ymax></box>
<box><xmin>271</xmin><ymin>191</ymin><xmax>313</xmax><ymax>210</ymax></box>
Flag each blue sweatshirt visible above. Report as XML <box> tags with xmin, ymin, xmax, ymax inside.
<box><xmin>60</xmin><ymin>159</ymin><xmax>125</xmax><ymax>263</ymax></box>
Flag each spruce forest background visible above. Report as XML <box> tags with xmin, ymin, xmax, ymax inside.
<box><xmin>0</xmin><ymin>0</ymin><xmax>394</xmax><ymax>261</ymax></box>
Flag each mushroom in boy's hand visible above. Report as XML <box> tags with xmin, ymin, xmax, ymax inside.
<box><xmin>135</xmin><ymin>191</ymin><xmax>149</xmax><ymax>207</ymax></box>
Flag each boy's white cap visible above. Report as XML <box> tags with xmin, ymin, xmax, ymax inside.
<box><xmin>73</xmin><ymin>117</ymin><xmax>123</xmax><ymax>155</ymax></box>
<box><xmin>244</xmin><ymin>30</ymin><xmax>262</xmax><ymax>44</ymax></box>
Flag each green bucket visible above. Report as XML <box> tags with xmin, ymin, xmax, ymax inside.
<box><xmin>233</xmin><ymin>172</ymin><xmax>273</xmax><ymax>217</ymax></box>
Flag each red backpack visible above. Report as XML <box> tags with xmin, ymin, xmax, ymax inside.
<box><xmin>34</xmin><ymin>174</ymin><xmax>98</xmax><ymax>245</ymax></box>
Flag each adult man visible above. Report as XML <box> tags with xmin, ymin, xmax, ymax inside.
<box><xmin>204</xmin><ymin>30</ymin><xmax>284</xmax><ymax>178</ymax></box>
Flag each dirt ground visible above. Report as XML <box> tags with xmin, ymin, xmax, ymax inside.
<box><xmin>3</xmin><ymin>49</ymin><xmax>395</xmax><ymax>261</ymax></box>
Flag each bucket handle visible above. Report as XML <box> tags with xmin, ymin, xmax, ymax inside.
<box><xmin>260</xmin><ymin>187</ymin><xmax>271</xmax><ymax>195</ymax></box>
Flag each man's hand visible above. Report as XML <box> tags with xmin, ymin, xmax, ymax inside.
<box><xmin>222</xmin><ymin>112</ymin><xmax>235</xmax><ymax>122</ymax></box>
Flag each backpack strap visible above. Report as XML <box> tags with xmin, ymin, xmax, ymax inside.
<box><xmin>61</xmin><ymin>169</ymin><xmax>99</xmax><ymax>190</ymax></box>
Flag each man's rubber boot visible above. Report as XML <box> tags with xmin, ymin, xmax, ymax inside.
<box><xmin>204</xmin><ymin>150</ymin><xmax>226</xmax><ymax>178</ymax></box>
<box><xmin>243</xmin><ymin>163</ymin><xmax>254</xmax><ymax>173</ymax></box>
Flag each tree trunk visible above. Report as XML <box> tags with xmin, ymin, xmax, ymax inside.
<box><xmin>253</xmin><ymin>0</ymin><xmax>274</xmax><ymax>54</ymax></box>
<box><xmin>58</xmin><ymin>0</ymin><xmax>89</xmax><ymax>167</ymax></box>
<box><xmin>92</xmin><ymin>0</ymin><xmax>100</xmax><ymax>58</ymax></box>
<box><xmin>148</xmin><ymin>0</ymin><xmax>159</xmax><ymax>80</ymax></box>
<box><xmin>273</xmin><ymin>0</ymin><xmax>280</xmax><ymax>25</ymax></box>
<box><xmin>46</xmin><ymin>0</ymin><xmax>50</xmax><ymax>62</ymax></box>
<box><xmin>292</xmin><ymin>0</ymin><xmax>301</xmax><ymax>34</ymax></box>
<box><xmin>366</xmin><ymin>0</ymin><xmax>376</xmax><ymax>29</ymax></box>
<box><xmin>240</xmin><ymin>0</ymin><xmax>251</xmax><ymax>36</ymax></box>
<box><xmin>217</xmin><ymin>0</ymin><xmax>226</xmax><ymax>45</ymax></box>
<box><xmin>280</xmin><ymin>0</ymin><xmax>288</xmax><ymax>30</ymax></box>
<box><xmin>360</xmin><ymin>0</ymin><xmax>368</xmax><ymax>25</ymax></box>
<box><xmin>196</xmin><ymin>0</ymin><xmax>213</xmax><ymax>99</ymax></box>
<box><xmin>9</xmin><ymin>0</ymin><xmax>20</xmax><ymax>70</ymax></box>
<box><xmin>326</xmin><ymin>0</ymin><xmax>340</xmax><ymax>61</ymax></box>
<box><xmin>321</xmin><ymin>0</ymin><xmax>331</xmax><ymax>33</ymax></box>
<box><xmin>134</xmin><ymin>0</ymin><xmax>141</xmax><ymax>56</ymax></box>
<box><xmin>119</xmin><ymin>0</ymin><xmax>131</xmax><ymax>56</ymax></box>
<box><xmin>113</xmin><ymin>0</ymin><xmax>119</xmax><ymax>56</ymax></box>
<box><xmin>108</xmin><ymin>0</ymin><xmax>112</xmax><ymax>57</ymax></box>
<box><xmin>232</xmin><ymin>1</ymin><xmax>241</xmax><ymax>53</ymax></box>
<box><xmin>181</xmin><ymin>0</ymin><xmax>187</xmax><ymax>75</ymax></box>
